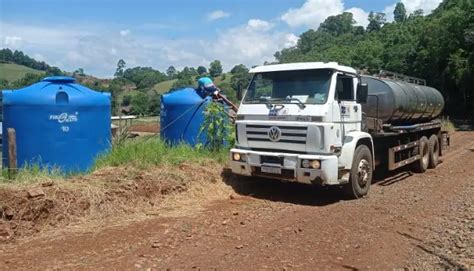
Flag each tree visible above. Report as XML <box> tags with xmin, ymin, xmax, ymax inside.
<box><xmin>319</xmin><ymin>12</ymin><xmax>355</xmax><ymax>36</ymax></box>
<box><xmin>209</xmin><ymin>60</ymin><xmax>223</xmax><ymax>77</ymax></box>
<box><xmin>121</xmin><ymin>94</ymin><xmax>132</xmax><ymax>107</ymax></box>
<box><xmin>147</xmin><ymin>93</ymin><xmax>161</xmax><ymax>115</ymax></box>
<box><xmin>131</xmin><ymin>92</ymin><xmax>149</xmax><ymax>116</ymax></box>
<box><xmin>410</xmin><ymin>9</ymin><xmax>424</xmax><ymax>18</ymax></box>
<box><xmin>197</xmin><ymin>66</ymin><xmax>207</xmax><ymax>75</ymax></box>
<box><xmin>172</xmin><ymin>66</ymin><xmax>195</xmax><ymax>89</ymax></box>
<box><xmin>74</xmin><ymin>68</ymin><xmax>85</xmax><ymax>76</ymax></box>
<box><xmin>0</xmin><ymin>48</ymin><xmax>62</xmax><ymax>75</ymax></box>
<box><xmin>230</xmin><ymin>64</ymin><xmax>248</xmax><ymax>74</ymax></box>
<box><xmin>166</xmin><ymin>66</ymin><xmax>177</xmax><ymax>79</ymax></box>
<box><xmin>115</xmin><ymin>59</ymin><xmax>126</xmax><ymax>78</ymax></box>
<box><xmin>367</xmin><ymin>12</ymin><xmax>386</xmax><ymax>32</ymax></box>
<box><xmin>394</xmin><ymin>2</ymin><xmax>407</xmax><ymax>23</ymax></box>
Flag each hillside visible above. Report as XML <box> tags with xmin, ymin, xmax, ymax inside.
<box><xmin>274</xmin><ymin>0</ymin><xmax>473</xmax><ymax>116</ymax></box>
<box><xmin>0</xmin><ymin>63</ymin><xmax>44</xmax><ymax>82</ymax></box>
<box><xmin>153</xmin><ymin>79</ymin><xmax>177</xmax><ymax>94</ymax></box>
<box><xmin>153</xmin><ymin>74</ymin><xmax>233</xmax><ymax>95</ymax></box>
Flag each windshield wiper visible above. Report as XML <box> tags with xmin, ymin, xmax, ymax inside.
<box><xmin>271</xmin><ymin>97</ymin><xmax>306</xmax><ymax>109</ymax></box>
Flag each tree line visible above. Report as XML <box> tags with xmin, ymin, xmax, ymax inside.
<box><xmin>110</xmin><ymin>59</ymin><xmax>251</xmax><ymax>116</ymax></box>
<box><xmin>274</xmin><ymin>0</ymin><xmax>473</xmax><ymax>116</ymax></box>
<box><xmin>0</xmin><ymin>48</ymin><xmax>62</xmax><ymax>75</ymax></box>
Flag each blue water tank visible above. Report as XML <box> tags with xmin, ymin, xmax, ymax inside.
<box><xmin>2</xmin><ymin>76</ymin><xmax>111</xmax><ymax>172</ymax></box>
<box><xmin>160</xmin><ymin>88</ymin><xmax>211</xmax><ymax>146</ymax></box>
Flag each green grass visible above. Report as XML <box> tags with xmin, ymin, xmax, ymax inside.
<box><xmin>94</xmin><ymin>136</ymin><xmax>228</xmax><ymax>169</ymax></box>
<box><xmin>214</xmin><ymin>74</ymin><xmax>233</xmax><ymax>85</ymax></box>
<box><xmin>0</xmin><ymin>164</ymin><xmax>64</xmax><ymax>185</ymax></box>
<box><xmin>441</xmin><ymin>117</ymin><xmax>456</xmax><ymax>132</ymax></box>
<box><xmin>0</xmin><ymin>63</ymin><xmax>44</xmax><ymax>82</ymax></box>
<box><xmin>154</xmin><ymin>79</ymin><xmax>177</xmax><ymax>94</ymax></box>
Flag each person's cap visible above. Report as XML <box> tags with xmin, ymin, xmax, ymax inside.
<box><xmin>198</xmin><ymin>77</ymin><xmax>214</xmax><ymax>88</ymax></box>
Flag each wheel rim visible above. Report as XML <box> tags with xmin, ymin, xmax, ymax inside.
<box><xmin>357</xmin><ymin>159</ymin><xmax>370</xmax><ymax>187</ymax></box>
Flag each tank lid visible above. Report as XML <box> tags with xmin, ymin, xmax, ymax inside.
<box><xmin>42</xmin><ymin>76</ymin><xmax>75</xmax><ymax>83</ymax></box>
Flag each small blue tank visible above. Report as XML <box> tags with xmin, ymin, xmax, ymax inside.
<box><xmin>2</xmin><ymin>76</ymin><xmax>111</xmax><ymax>172</ymax></box>
<box><xmin>160</xmin><ymin>88</ymin><xmax>211</xmax><ymax>146</ymax></box>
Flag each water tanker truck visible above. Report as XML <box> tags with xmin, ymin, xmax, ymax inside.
<box><xmin>229</xmin><ymin>62</ymin><xmax>449</xmax><ymax>198</ymax></box>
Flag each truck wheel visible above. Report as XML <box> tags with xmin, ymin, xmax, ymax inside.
<box><xmin>344</xmin><ymin>145</ymin><xmax>373</xmax><ymax>199</ymax></box>
<box><xmin>428</xmin><ymin>135</ymin><xmax>439</xmax><ymax>169</ymax></box>
<box><xmin>412</xmin><ymin>136</ymin><xmax>429</xmax><ymax>173</ymax></box>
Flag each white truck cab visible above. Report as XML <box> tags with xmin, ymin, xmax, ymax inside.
<box><xmin>230</xmin><ymin>62</ymin><xmax>374</xmax><ymax>198</ymax></box>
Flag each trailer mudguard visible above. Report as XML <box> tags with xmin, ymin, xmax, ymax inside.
<box><xmin>338</xmin><ymin>131</ymin><xmax>374</xmax><ymax>171</ymax></box>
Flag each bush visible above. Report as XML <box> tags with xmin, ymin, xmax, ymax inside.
<box><xmin>199</xmin><ymin>102</ymin><xmax>234</xmax><ymax>151</ymax></box>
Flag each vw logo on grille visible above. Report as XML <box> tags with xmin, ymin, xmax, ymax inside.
<box><xmin>268</xmin><ymin>126</ymin><xmax>281</xmax><ymax>142</ymax></box>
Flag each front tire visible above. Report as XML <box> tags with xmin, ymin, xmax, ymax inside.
<box><xmin>344</xmin><ymin>145</ymin><xmax>373</xmax><ymax>199</ymax></box>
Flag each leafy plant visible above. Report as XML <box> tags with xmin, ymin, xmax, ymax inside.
<box><xmin>199</xmin><ymin>102</ymin><xmax>234</xmax><ymax>151</ymax></box>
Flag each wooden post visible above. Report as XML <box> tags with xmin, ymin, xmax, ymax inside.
<box><xmin>7</xmin><ymin>128</ymin><xmax>17</xmax><ymax>179</ymax></box>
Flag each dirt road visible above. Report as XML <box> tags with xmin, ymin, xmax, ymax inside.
<box><xmin>0</xmin><ymin>132</ymin><xmax>473</xmax><ymax>270</ymax></box>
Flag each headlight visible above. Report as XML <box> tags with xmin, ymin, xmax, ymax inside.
<box><xmin>301</xmin><ymin>159</ymin><xmax>310</xmax><ymax>168</ymax></box>
<box><xmin>301</xmin><ymin>159</ymin><xmax>321</xmax><ymax>169</ymax></box>
<box><xmin>233</xmin><ymin>153</ymin><xmax>241</xmax><ymax>161</ymax></box>
<box><xmin>311</xmin><ymin>160</ymin><xmax>321</xmax><ymax>169</ymax></box>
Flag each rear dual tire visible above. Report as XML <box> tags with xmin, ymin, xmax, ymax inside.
<box><xmin>412</xmin><ymin>135</ymin><xmax>439</xmax><ymax>173</ymax></box>
<box><xmin>428</xmin><ymin>135</ymin><xmax>439</xmax><ymax>169</ymax></box>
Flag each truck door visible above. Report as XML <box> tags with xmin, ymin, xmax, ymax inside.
<box><xmin>335</xmin><ymin>74</ymin><xmax>362</xmax><ymax>136</ymax></box>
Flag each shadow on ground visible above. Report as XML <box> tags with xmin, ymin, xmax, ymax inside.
<box><xmin>221</xmin><ymin>169</ymin><xmax>345</xmax><ymax>207</ymax></box>
<box><xmin>221</xmin><ymin>164</ymin><xmax>425</xmax><ymax>206</ymax></box>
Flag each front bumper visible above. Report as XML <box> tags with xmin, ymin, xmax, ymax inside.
<box><xmin>229</xmin><ymin>148</ymin><xmax>339</xmax><ymax>185</ymax></box>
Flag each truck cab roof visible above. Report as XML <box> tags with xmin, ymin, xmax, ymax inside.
<box><xmin>249</xmin><ymin>62</ymin><xmax>357</xmax><ymax>75</ymax></box>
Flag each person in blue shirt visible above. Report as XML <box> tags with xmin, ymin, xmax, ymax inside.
<box><xmin>197</xmin><ymin>77</ymin><xmax>238</xmax><ymax>112</ymax></box>
<box><xmin>197</xmin><ymin>77</ymin><xmax>219</xmax><ymax>96</ymax></box>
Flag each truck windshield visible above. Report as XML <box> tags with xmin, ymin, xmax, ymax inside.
<box><xmin>243</xmin><ymin>69</ymin><xmax>332</xmax><ymax>105</ymax></box>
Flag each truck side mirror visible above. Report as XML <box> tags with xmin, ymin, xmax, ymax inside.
<box><xmin>237</xmin><ymin>83</ymin><xmax>243</xmax><ymax>100</ymax></box>
<box><xmin>357</xmin><ymin>83</ymin><xmax>368</xmax><ymax>104</ymax></box>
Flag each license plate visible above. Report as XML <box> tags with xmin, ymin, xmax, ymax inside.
<box><xmin>261</xmin><ymin>166</ymin><xmax>282</xmax><ymax>174</ymax></box>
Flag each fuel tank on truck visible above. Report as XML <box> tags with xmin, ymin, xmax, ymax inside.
<box><xmin>361</xmin><ymin>76</ymin><xmax>444</xmax><ymax>125</ymax></box>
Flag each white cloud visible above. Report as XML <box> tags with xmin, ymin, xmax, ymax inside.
<box><xmin>205</xmin><ymin>19</ymin><xmax>297</xmax><ymax>68</ymax></box>
<box><xmin>119</xmin><ymin>29</ymin><xmax>130</xmax><ymax>37</ymax></box>
<box><xmin>402</xmin><ymin>0</ymin><xmax>442</xmax><ymax>14</ymax></box>
<box><xmin>383</xmin><ymin>4</ymin><xmax>397</xmax><ymax>22</ymax></box>
<box><xmin>281</xmin><ymin>0</ymin><xmax>371</xmax><ymax>29</ymax></box>
<box><xmin>284</xmin><ymin>33</ymin><xmax>300</xmax><ymax>48</ymax></box>
<box><xmin>346</xmin><ymin>7</ymin><xmax>369</xmax><ymax>27</ymax></box>
<box><xmin>207</xmin><ymin>10</ymin><xmax>231</xmax><ymax>21</ymax></box>
<box><xmin>247</xmin><ymin>19</ymin><xmax>274</xmax><ymax>32</ymax></box>
<box><xmin>0</xmin><ymin>19</ymin><xmax>298</xmax><ymax>77</ymax></box>
<box><xmin>4</xmin><ymin>36</ymin><xmax>23</xmax><ymax>47</ymax></box>
<box><xmin>384</xmin><ymin>0</ymin><xmax>443</xmax><ymax>22</ymax></box>
<box><xmin>281</xmin><ymin>0</ymin><xmax>344</xmax><ymax>28</ymax></box>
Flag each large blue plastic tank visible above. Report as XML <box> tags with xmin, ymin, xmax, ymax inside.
<box><xmin>2</xmin><ymin>76</ymin><xmax>111</xmax><ymax>172</ymax></box>
<box><xmin>160</xmin><ymin>88</ymin><xmax>211</xmax><ymax>146</ymax></box>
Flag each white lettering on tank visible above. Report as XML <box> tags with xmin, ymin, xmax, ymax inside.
<box><xmin>49</xmin><ymin>112</ymin><xmax>79</xmax><ymax>123</ymax></box>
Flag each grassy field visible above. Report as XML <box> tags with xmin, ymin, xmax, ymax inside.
<box><xmin>154</xmin><ymin>79</ymin><xmax>177</xmax><ymax>94</ymax></box>
<box><xmin>0</xmin><ymin>63</ymin><xmax>44</xmax><ymax>82</ymax></box>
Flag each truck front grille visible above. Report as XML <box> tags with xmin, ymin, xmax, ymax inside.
<box><xmin>246</xmin><ymin>125</ymin><xmax>307</xmax><ymax>144</ymax></box>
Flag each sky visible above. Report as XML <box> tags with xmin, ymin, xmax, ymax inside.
<box><xmin>0</xmin><ymin>0</ymin><xmax>443</xmax><ymax>77</ymax></box>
